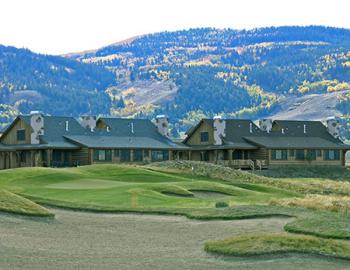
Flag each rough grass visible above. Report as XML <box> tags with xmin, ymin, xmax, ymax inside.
<box><xmin>205</xmin><ymin>233</ymin><xmax>350</xmax><ymax>260</ymax></box>
<box><xmin>255</xmin><ymin>165</ymin><xmax>350</xmax><ymax>181</ymax></box>
<box><xmin>271</xmin><ymin>195</ymin><xmax>350</xmax><ymax>214</ymax></box>
<box><xmin>0</xmin><ymin>190</ymin><xmax>52</xmax><ymax>217</ymax></box>
<box><xmin>149</xmin><ymin>161</ymin><xmax>350</xmax><ymax>195</ymax></box>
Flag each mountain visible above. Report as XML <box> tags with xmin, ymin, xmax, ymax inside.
<box><xmin>0</xmin><ymin>45</ymin><xmax>117</xmax><ymax>124</ymax></box>
<box><xmin>66</xmin><ymin>26</ymin><xmax>350</xmax><ymax>138</ymax></box>
<box><xmin>1</xmin><ymin>26</ymin><xmax>350</xmax><ymax>138</ymax></box>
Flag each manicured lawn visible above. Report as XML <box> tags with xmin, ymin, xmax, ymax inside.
<box><xmin>0</xmin><ymin>164</ymin><xmax>297</xmax><ymax>212</ymax></box>
<box><xmin>1</xmin><ymin>161</ymin><xmax>350</xmax><ymax>261</ymax></box>
<box><xmin>205</xmin><ymin>233</ymin><xmax>350</xmax><ymax>260</ymax></box>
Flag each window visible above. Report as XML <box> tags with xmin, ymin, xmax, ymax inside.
<box><xmin>271</xmin><ymin>150</ymin><xmax>287</xmax><ymax>160</ymax></box>
<box><xmin>324</xmin><ymin>150</ymin><xmax>340</xmax><ymax>160</ymax></box>
<box><xmin>289</xmin><ymin>150</ymin><xmax>295</xmax><ymax>157</ymax></box>
<box><xmin>20</xmin><ymin>152</ymin><xmax>26</xmax><ymax>163</ymax></box>
<box><xmin>200</xmin><ymin>132</ymin><xmax>209</xmax><ymax>142</ymax></box>
<box><xmin>93</xmin><ymin>149</ymin><xmax>112</xmax><ymax>161</ymax></box>
<box><xmin>296</xmin><ymin>149</ymin><xmax>305</xmax><ymax>160</ymax></box>
<box><xmin>133</xmin><ymin>149</ymin><xmax>143</xmax><ymax>162</ymax></box>
<box><xmin>306</xmin><ymin>150</ymin><xmax>316</xmax><ymax>161</ymax></box>
<box><xmin>233</xmin><ymin>150</ymin><xmax>243</xmax><ymax>160</ymax></box>
<box><xmin>120</xmin><ymin>149</ymin><xmax>131</xmax><ymax>162</ymax></box>
<box><xmin>151</xmin><ymin>150</ymin><xmax>169</xmax><ymax>161</ymax></box>
<box><xmin>17</xmin><ymin>129</ymin><xmax>25</xmax><ymax>141</ymax></box>
<box><xmin>53</xmin><ymin>151</ymin><xmax>62</xmax><ymax>162</ymax></box>
<box><xmin>114</xmin><ymin>149</ymin><xmax>120</xmax><ymax>157</ymax></box>
<box><xmin>144</xmin><ymin>150</ymin><xmax>149</xmax><ymax>157</ymax></box>
<box><xmin>316</xmin><ymin>150</ymin><xmax>322</xmax><ymax>157</ymax></box>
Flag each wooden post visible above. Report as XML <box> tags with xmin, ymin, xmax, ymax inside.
<box><xmin>188</xmin><ymin>151</ymin><xmax>192</xmax><ymax>160</ymax></box>
<box><xmin>9</xmin><ymin>152</ymin><xmax>14</xmax><ymax>169</ymax></box>
<box><xmin>47</xmin><ymin>149</ymin><xmax>52</xmax><ymax>167</ymax></box>
<box><xmin>228</xmin><ymin>149</ymin><xmax>233</xmax><ymax>166</ymax></box>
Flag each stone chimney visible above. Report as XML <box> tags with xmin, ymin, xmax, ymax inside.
<box><xmin>259</xmin><ymin>119</ymin><xmax>273</xmax><ymax>133</ymax></box>
<box><xmin>30</xmin><ymin>111</ymin><xmax>44</xmax><ymax>144</ymax></box>
<box><xmin>156</xmin><ymin>115</ymin><xmax>170</xmax><ymax>137</ymax></box>
<box><xmin>213</xmin><ymin>116</ymin><xmax>226</xmax><ymax>145</ymax></box>
<box><xmin>326</xmin><ymin>117</ymin><xmax>340</xmax><ymax>139</ymax></box>
<box><xmin>80</xmin><ymin>116</ymin><xmax>97</xmax><ymax>132</ymax></box>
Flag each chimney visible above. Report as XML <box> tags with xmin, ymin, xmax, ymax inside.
<box><xmin>130</xmin><ymin>122</ymin><xmax>134</xmax><ymax>134</ymax></box>
<box><xmin>303</xmin><ymin>124</ymin><xmax>307</xmax><ymax>134</ymax></box>
<box><xmin>213</xmin><ymin>115</ymin><xmax>226</xmax><ymax>145</ymax></box>
<box><xmin>30</xmin><ymin>111</ymin><xmax>44</xmax><ymax>144</ymax></box>
<box><xmin>249</xmin><ymin>122</ymin><xmax>253</xmax><ymax>133</ymax></box>
<box><xmin>80</xmin><ymin>116</ymin><xmax>97</xmax><ymax>132</ymax></box>
<box><xmin>259</xmin><ymin>119</ymin><xmax>273</xmax><ymax>133</ymax></box>
<box><xmin>156</xmin><ymin>115</ymin><xmax>170</xmax><ymax>137</ymax></box>
<box><xmin>65</xmin><ymin>121</ymin><xmax>69</xmax><ymax>131</ymax></box>
<box><xmin>326</xmin><ymin>117</ymin><xmax>340</xmax><ymax>139</ymax></box>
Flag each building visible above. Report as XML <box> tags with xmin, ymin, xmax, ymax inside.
<box><xmin>0</xmin><ymin>112</ymin><xmax>187</xmax><ymax>169</ymax></box>
<box><xmin>0</xmin><ymin>112</ymin><xmax>349</xmax><ymax>170</ymax></box>
<box><xmin>182</xmin><ymin>117</ymin><xmax>350</xmax><ymax>169</ymax></box>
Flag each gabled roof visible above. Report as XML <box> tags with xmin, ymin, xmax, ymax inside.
<box><xmin>183</xmin><ymin>118</ymin><xmax>262</xmax><ymax>149</ymax></box>
<box><xmin>1</xmin><ymin>115</ymin><xmax>88</xmax><ymax>149</ymax></box>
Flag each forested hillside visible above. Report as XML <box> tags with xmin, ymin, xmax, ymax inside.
<box><xmin>1</xmin><ymin>26</ymin><xmax>350</xmax><ymax>138</ymax></box>
<box><xmin>68</xmin><ymin>26</ymin><xmax>350</xmax><ymax>137</ymax></box>
<box><xmin>0</xmin><ymin>45</ymin><xmax>116</xmax><ymax>124</ymax></box>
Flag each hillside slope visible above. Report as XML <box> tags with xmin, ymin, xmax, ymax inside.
<box><xmin>0</xmin><ymin>26</ymin><xmax>350</xmax><ymax>138</ymax></box>
<box><xmin>67</xmin><ymin>26</ymin><xmax>350</xmax><ymax>137</ymax></box>
<box><xmin>0</xmin><ymin>45</ymin><xmax>116</xmax><ymax>124</ymax></box>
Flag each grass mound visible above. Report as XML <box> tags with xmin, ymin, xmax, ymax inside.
<box><xmin>0</xmin><ymin>190</ymin><xmax>52</xmax><ymax>217</ymax></box>
<box><xmin>205</xmin><ymin>233</ymin><xmax>350</xmax><ymax>259</ymax></box>
<box><xmin>150</xmin><ymin>161</ymin><xmax>350</xmax><ymax>195</ymax></box>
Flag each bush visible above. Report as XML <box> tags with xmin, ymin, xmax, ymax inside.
<box><xmin>215</xmin><ymin>201</ymin><xmax>229</xmax><ymax>208</ymax></box>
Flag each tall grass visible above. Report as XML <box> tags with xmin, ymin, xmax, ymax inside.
<box><xmin>271</xmin><ymin>195</ymin><xmax>350</xmax><ymax>214</ymax></box>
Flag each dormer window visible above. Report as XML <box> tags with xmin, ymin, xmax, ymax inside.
<box><xmin>200</xmin><ymin>132</ymin><xmax>209</xmax><ymax>142</ymax></box>
<box><xmin>17</xmin><ymin>129</ymin><xmax>25</xmax><ymax>141</ymax></box>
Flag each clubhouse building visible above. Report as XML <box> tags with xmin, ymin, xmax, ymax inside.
<box><xmin>0</xmin><ymin>112</ymin><xmax>349</xmax><ymax>170</ymax></box>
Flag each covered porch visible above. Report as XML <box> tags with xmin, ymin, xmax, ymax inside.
<box><xmin>184</xmin><ymin>147</ymin><xmax>268</xmax><ymax>170</ymax></box>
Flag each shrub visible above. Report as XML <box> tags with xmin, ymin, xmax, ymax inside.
<box><xmin>215</xmin><ymin>201</ymin><xmax>229</xmax><ymax>208</ymax></box>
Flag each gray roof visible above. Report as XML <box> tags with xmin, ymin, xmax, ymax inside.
<box><xmin>0</xmin><ymin>143</ymin><xmax>14</xmax><ymax>151</ymax></box>
<box><xmin>244</xmin><ymin>136</ymin><xmax>350</xmax><ymax>149</ymax></box>
<box><xmin>64</xmin><ymin>117</ymin><xmax>188</xmax><ymax>149</ymax></box>
<box><xmin>272</xmin><ymin>120</ymin><xmax>339</xmax><ymax>142</ymax></box>
<box><xmin>65</xmin><ymin>135</ymin><xmax>186</xmax><ymax>149</ymax></box>
<box><xmin>19</xmin><ymin>115</ymin><xmax>89</xmax><ymax>149</ymax></box>
<box><xmin>184</xmin><ymin>118</ymin><xmax>262</xmax><ymax>149</ymax></box>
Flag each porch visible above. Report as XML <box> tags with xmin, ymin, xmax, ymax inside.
<box><xmin>181</xmin><ymin>148</ymin><xmax>268</xmax><ymax>170</ymax></box>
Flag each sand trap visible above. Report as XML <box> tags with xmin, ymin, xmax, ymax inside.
<box><xmin>162</xmin><ymin>190</ymin><xmax>232</xmax><ymax>199</ymax></box>
<box><xmin>47</xmin><ymin>179</ymin><xmax>130</xmax><ymax>189</ymax></box>
<box><xmin>0</xmin><ymin>209</ymin><xmax>348</xmax><ymax>270</ymax></box>
<box><xmin>191</xmin><ymin>190</ymin><xmax>232</xmax><ymax>199</ymax></box>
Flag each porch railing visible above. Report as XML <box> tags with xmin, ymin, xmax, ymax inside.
<box><xmin>217</xmin><ymin>159</ymin><xmax>267</xmax><ymax>170</ymax></box>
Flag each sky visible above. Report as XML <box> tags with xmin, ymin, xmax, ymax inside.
<box><xmin>0</xmin><ymin>0</ymin><xmax>349</xmax><ymax>55</ymax></box>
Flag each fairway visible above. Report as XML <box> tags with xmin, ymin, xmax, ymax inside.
<box><xmin>47</xmin><ymin>179</ymin><xmax>131</xmax><ymax>189</ymax></box>
<box><xmin>1</xmin><ymin>162</ymin><xmax>350</xmax><ymax>266</ymax></box>
<box><xmin>0</xmin><ymin>164</ymin><xmax>297</xmax><ymax>212</ymax></box>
